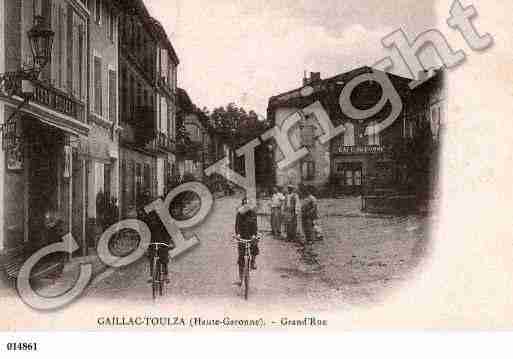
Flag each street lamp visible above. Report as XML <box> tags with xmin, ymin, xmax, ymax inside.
<box><xmin>28</xmin><ymin>15</ymin><xmax>55</xmax><ymax>71</ymax></box>
<box><xmin>0</xmin><ymin>15</ymin><xmax>54</xmax><ymax>97</ymax></box>
<box><xmin>0</xmin><ymin>15</ymin><xmax>54</xmax><ymax>149</ymax></box>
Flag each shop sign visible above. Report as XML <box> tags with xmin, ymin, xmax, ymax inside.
<box><xmin>2</xmin><ymin>118</ymin><xmax>19</xmax><ymax>151</ymax></box>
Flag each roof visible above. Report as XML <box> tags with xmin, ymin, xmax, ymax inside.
<box><xmin>268</xmin><ymin>66</ymin><xmax>413</xmax><ymax>110</ymax></box>
<box><xmin>150</xmin><ymin>17</ymin><xmax>180</xmax><ymax>65</ymax></box>
<box><xmin>177</xmin><ymin>88</ymin><xmax>194</xmax><ymax>113</ymax></box>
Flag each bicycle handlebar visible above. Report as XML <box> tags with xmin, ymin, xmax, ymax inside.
<box><xmin>233</xmin><ymin>234</ymin><xmax>261</xmax><ymax>243</ymax></box>
<box><xmin>149</xmin><ymin>242</ymin><xmax>171</xmax><ymax>248</ymax></box>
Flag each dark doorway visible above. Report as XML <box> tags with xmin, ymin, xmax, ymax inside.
<box><xmin>24</xmin><ymin>119</ymin><xmax>64</xmax><ymax>244</ymax></box>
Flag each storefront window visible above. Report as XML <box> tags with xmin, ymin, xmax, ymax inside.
<box><xmin>301</xmin><ymin>158</ymin><xmax>315</xmax><ymax>181</ymax></box>
<box><xmin>345</xmin><ymin>170</ymin><xmax>353</xmax><ymax>186</ymax></box>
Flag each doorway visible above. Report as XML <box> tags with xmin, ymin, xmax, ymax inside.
<box><xmin>24</xmin><ymin>119</ymin><xmax>63</xmax><ymax>244</ymax></box>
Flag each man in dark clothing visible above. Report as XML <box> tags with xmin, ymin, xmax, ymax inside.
<box><xmin>235</xmin><ymin>198</ymin><xmax>259</xmax><ymax>285</ymax></box>
<box><xmin>144</xmin><ymin>195</ymin><xmax>174</xmax><ymax>283</ymax></box>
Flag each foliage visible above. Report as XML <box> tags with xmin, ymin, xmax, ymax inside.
<box><xmin>206</xmin><ymin>102</ymin><xmax>270</xmax><ymax>146</ymax></box>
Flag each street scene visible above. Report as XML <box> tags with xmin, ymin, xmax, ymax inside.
<box><xmin>27</xmin><ymin>193</ymin><xmax>434</xmax><ymax>310</ymax></box>
<box><xmin>0</xmin><ymin>0</ymin><xmax>444</xmax><ymax>309</ymax></box>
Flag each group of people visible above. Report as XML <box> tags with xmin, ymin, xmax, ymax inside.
<box><xmin>270</xmin><ymin>185</ymin><xmax>320</xmax><ymax>244</ymax></box>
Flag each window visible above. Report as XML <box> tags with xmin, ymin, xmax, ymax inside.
<box><xmin>104</xmin><ymin>163</ymin><xmax>111</xmax><ymax>199</ymax></box>
<box><xmin>345</xmin><ymin>170</ymin><xmax>353</xmax><ymax>186</ymax></box>
<box><xmin>57</xmin><ymin>5</ymin><xmax>64</xmax><ymax>88</ymax></box>
<box><xmin>108</xmin><ymin>9</ymin><xmax>115</xmax><ymax>42</ymax></box>
<box><xmin>95</xmin><ymin>0</ymin><xmax>102</xmax><ymax>24</ymax></box>
<box><xmin>368</xmin><ymin>121</ymin><xmax>380</xmax><ymax>145</ymax></box>
<box><xmin>143</xmin><ymin>164</ymin><xmax>151</xmax><ymax>193</ymax></box>
<box><xmin>94</xmin><ymin>56</ymin><xmax>102</xmax><ymax>115</ymax></box>
<box><xmin>343</xmin><ymin>122</ymin><xmax>355</xmax><ymax>146</ymax></box>
<box><xmin>78</xmin><ymin>25</ymin><xmax>84</xmax><ymax>99</ymax></box>
<box><xmin>135</xmin><ymin>163</ymin><xmax>142</xmax><ymax>198</ymax></box>
<box><xmin>108</xmin><ymin>70</ymin><xmax>117</xmax><ymax>123</ymax></box>
<box><xmin>301</xmin><ymin>158</ymin><xmax>315</xmax><ymax>181</ymax></box>
<box><xmin>301</xmin><ymin>121</ymin><xmax>315</xmax><ymax>147</ymax></box>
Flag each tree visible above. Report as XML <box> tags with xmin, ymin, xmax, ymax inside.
<box><xmin>208</xmin><ymin>103</ymin><xmax>270</xmax><ymax>146</ymax></box>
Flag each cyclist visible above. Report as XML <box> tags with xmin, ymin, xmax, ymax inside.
<box><xmin>142</xmin><ymin>194</ymin><xmax>173</xmax><ymax>284</ymax></box>
<box><xmin>234</xmin><ymin>197</ymin><xmax>259</xmax><ymax>285</ymax></box>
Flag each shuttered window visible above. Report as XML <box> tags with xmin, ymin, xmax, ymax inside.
<box><xmin>301</xmin><ymin>123</ymin><xmax>315</xmax><ymax>148</ymax></box>
<box><xmin>57</xmin><ymin>5</ymin><xmax>64</xmax><ymax>88</ymax></box>
<box><xmin>95</xmin><ymin>0</ymin><xmax>101</xmax><ymax>24</ymax></box>
<box><xmin>94</xmin><ymin>56</ymin><xmax>102</xmax><ymax>115</ymax></box>
<box><xmin>108</xmin><ymin>70</ymin><xmax>117</xmax><ymax>123</ymax></box>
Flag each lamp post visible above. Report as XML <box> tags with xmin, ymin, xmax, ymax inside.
<box><xmin>1</xmin><ymin>15</ymin><xmax>54</xmax><ymax>99</ymax></box>
<box><xmin>0</xmin><ymin>15</ymin><xmax>54</xmax><ymax>148</ymax></box>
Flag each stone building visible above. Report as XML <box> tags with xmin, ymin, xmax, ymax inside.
<box><xmin>0</xmin><ymin>0</ymin><xmax>90</xmax><ymax>262</ymax></box>
<box><xmin>117</xmin><ymin>0</ymin><xmax>179</xmax><ymax>216</ymax></box>
<box><xmin>83</xmin><ymin>0</ymin><xmax>121</xmax><ymax>252</ymax></box>
<box><xmin>267</xmin><ymin>67</ymin><xmax>422</xmax><ymax>195</ymax></box>
<box><xmin>176</xmin><ymin>88</ymin><xmax>226</xmax><ymax>182</ymax></box>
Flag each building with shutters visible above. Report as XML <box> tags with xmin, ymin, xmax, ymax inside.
<box><xmin>176</xmin><ymin>88</ymin><xmax>226</xmax><ymax>182</ymax></box>
<box><xmin>0</xmin><ymin>0</ymin><xmax>90</xmax><ymax>263</ymax></box>
<box><xmin>117</xmin><ymin>0</ymin><xmax>179</xmax><ymax>217</ymax></box>
<box><xmin>83</xmin><ymin>0</ymin><xmax>121</xmax><ymax>253</ymax></box>
<box><xmin>267</xmin><ymin>67</ymin><xmax>443</xmax><ymax>196</ymax></box>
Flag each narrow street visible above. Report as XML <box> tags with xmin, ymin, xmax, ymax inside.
<box><xmin>85</xmin><ymin>195</ymin><xmax>432</xmax><ymax>311</ymax></box>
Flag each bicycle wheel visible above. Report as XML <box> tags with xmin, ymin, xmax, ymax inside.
<box><xmin>158</xmin><ymin>263</ymin><xmax>164</xmax><ymax>297</ymax></box>
<box><xmin>243</xmin><ymin>257</ymin><xmax>250</xmax><ymax>300</ymax></box>
<box><xmin>152</xmin><ymin>257</ymin><xmax>159</xmax><ymax>300</ymax></box>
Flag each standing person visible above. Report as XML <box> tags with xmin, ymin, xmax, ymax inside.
<box><xmin>301</xmin><ymin>187</ymin><xmax>319</xmax><ymax>245</ymax></box>
<box><xmin>270</xmin><ymin>187</ymin><xmax>285</xmax><ymax>238</ymax></box>
<box><xmin>235</xmin><ymin>198</ymin><xmax>259</xmax><ymax>285</ymax></box>
<box><xmin>284</xmin><ymin>185</ymin><xmax>300</xmax><ymax>242</ymax></box>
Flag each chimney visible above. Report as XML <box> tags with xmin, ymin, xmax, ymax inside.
<box><xmin>303</xmin><ymin>71</ymin><xmax>321</xmax><ymax>86</ymax></box>
<box><xmin>310</xmin><ymin>72</ymin><xmax>321</xmax><ymax>83</ymax></box>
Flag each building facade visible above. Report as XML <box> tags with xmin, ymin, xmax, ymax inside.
<box><xmin>266</xmin><ymin>67</ymin><xmax>442</xmax><ymax>195</ymax></box>
<box><xmin>1</xmin><ymin>0</ymin><xmax>90</xmax><ymax>259</ymax></box>
<box><xmin>117</xmin><ymin>0</ymin><xmax>179</xmax><ymax>217</ymax></box>
<box><xmin>84</xmin><ymin>0</ymin><xmax>121</xmax><ymax>252</ymax></box>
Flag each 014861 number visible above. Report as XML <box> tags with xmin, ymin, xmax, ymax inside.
<box><xmin>6</xmin><ymin>342</ymin><xmax>38</xmax><ymax>351</ymax></box>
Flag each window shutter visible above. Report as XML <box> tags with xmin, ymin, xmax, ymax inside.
<box><xmin>109</xmin><ymin>70</ymin><xmax>117</xmax><ymax>123</ymax></box>
<box><xmin>94</xmin><ymin>57</ymin><xmax>102</xmax><ymax>115</ymax></box>
<box><xmin>301</xmin><ymin>123</ymin><xmax>315</xmax><ymax>147</ymax></box>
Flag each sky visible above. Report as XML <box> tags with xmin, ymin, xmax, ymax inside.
<box><xmin>144</xmin><ymin>0</ymin><xmax>438</xmax><ymax>116</ymax></box>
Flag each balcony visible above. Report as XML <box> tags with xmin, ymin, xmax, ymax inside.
<box><xmin>2</xmin><ymin>73</ymin><xmax>85</xmax><ymax>123</ymax></box>
<box><xmin>334</xmin><ymin>145</ymin><xmax>385</xmax><ymax>155</ymax></box>
<box><xmin>145</xmin><ymin>131</ymin><xmax>175</xmax><ymax>153</ymax></box>
<box><xmin>120</xmin><ymin>105</ymin><xmax>156</xmax><ymax>147</ymax></box>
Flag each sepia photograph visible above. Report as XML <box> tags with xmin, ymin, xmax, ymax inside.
<box><xmin>0</xmin><ymin>0</ymin><xmax>511</xmax><ymax>349</ymax></box>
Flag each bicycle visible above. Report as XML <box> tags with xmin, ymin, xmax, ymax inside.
<box><xmin>148</xmin><ymin>242</ymin><xmax>171</xmax><ymax>300</ymax></box>
<box><xmin>233</xmin><ymin>233</ymin><xmax>261</xmax><ymax>300</ymax></box>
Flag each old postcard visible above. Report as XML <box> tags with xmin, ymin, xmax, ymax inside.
<box><xmin>0</xmin><ymin>0</ymin><xmax>511</xmax><ymax>342</ymax></box>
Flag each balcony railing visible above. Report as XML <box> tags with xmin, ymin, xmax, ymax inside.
<box><xmin>1</xmin><ymin>73</ymin><xmax>85</xmax><ymax>123</ymax></box>
<box><xmin>145</xmin><ymin>131</ymin><xmax>175</xmax><ymax>153</ymax></box>
<box><xmin>32</xmin><ymin>81</ymin><xmax>85</xmax><ymax>122</ymax></box>
<box><xmin>335</xmin><ymin>145</ymin><xmax>385</xmax><ymax>154</ymax></box>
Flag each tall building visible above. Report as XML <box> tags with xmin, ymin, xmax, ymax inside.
<box><xmin>84</xmin><ymin>0</ymin><xmax>121</xmax><ymax>254</ymax></box>
<box><xmin>151</xmin><ymin>17</ymin><xmax>179</xmax><ymax>196</ymax></box>
<box><xmin>1</xmin><ymin>0</ymin><xmax>90</xmax><ymax>261</ymax></box>
<box><xmin>117</xmin><ymin>0</ymin><xmax>179</xmax><ymax>216</ymax></box>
